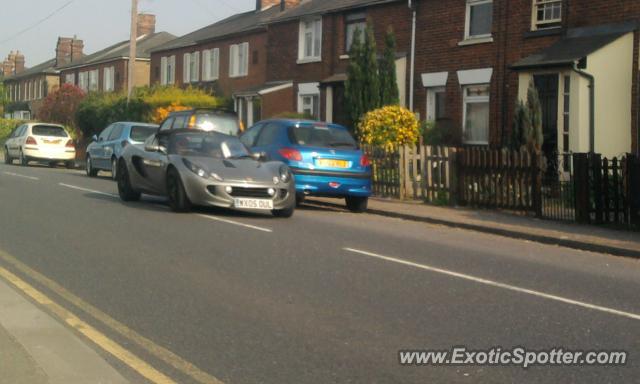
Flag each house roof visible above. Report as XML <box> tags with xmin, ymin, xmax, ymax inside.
<box><xmin>270</xmin><ymin>0</ymin><xmax>402</xmax><ymax>23</ymax></box>
<box><xmin>3</xmin><ymin>58</ymin><xmax>58</xmax><ymax>81</ymax></box>
<box><xmin>151</xmin><ymin>6</ymin><xmax>283</xmax><ymax>53</ymax></box>
<box><xmin>59</xmin><ymin>31</ymin><xmax>175</xmax><ymax>70</ymax></box>
<box><xmin>511</xmin><ymin>21</ymin><xmax>638</xmax><ymax>69</ymax></box>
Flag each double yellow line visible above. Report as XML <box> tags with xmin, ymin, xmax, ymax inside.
<box><xmin>0</xmin><ymin>249</ymin><xmax>224</xmax><ymax>384</ymax></box>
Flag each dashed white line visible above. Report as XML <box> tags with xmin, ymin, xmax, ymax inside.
<box><xmin>196</xmin><ymin>214</ymin><xmax>273</xmax><ymax>233</ymax></box>
<box><xmin>58</xmin><ymin>183</ymin><xmax>118</xmax><ymax>198</ymax></box>
<box><xmin>4</xmin><ymin>171</ymin><xmax>39</xmax><ymax>181</ymax></box>
<box><xmin>343</xmin><ymin>247</ymin><xmax>640</xmax><ymax>322</ymax></box>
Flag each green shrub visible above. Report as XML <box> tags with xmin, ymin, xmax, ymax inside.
<box><xmin>0</xmin><ymin>118</ymin><xmax>25</xmax><ymax>147</ymax></box>
<box><xmin>422</xmin><ymin>120</ymin><xmax>455</xmax><ymax>146</ymax></box>
<box><xmin>136</xmin><ymin>86</ymin><xmax>220</xmax><ymax>109</ymax></box>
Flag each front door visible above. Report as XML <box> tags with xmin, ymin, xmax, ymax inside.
<box><xmin>534</xmin><ymin>74</ymin><xmax>559</xmax><ymax>177</ymax></box>
<box><xmin>333</xmin><ymin>84</ymin><xmax>351</xmax><ymax>130</ymax></box>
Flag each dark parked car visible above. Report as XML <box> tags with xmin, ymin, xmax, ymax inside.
<box><xmin>86</xmin><ymin>122</ymin><xmax>158</xmax><ymax>179</ymax></box>
<box><xmin>157</xmin><ymin>109</ymin><xmax>242</xmax><ymax>136</ymax></box>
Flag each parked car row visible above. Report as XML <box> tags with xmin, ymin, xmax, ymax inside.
<box><xmin>5</xmin><ymin>109</ymin><xmax>373</xmax><ymax>218</ymax></box>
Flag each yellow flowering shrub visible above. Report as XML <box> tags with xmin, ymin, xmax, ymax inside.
<box><xmin>358</xmin><ymin>106</ymin><xmax>419</xmax><ymax>149</ymax></box>
<box><xmin>151</xmin><ymin>103</ymin><xmax>191</xmax><ymax>123</ymax></box>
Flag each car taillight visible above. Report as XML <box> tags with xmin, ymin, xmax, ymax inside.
<box><xmin>65</xmin><ymin>139</ymin><xmax>75</xmax><ymax>148</ymax></box>
<box><xmin>360</xmin><ymin>154</ymin><xmax>371</xmax><ymax>167</ymax></box>
<box><xmin>278</xmin><ymin>148</ymin><xmax>302</xmax><ymax>162</ymax></box>
<box><xmin>25</xmin><ymin>136</ymin><xmax>37</xmax><ymax>145</ymax></box>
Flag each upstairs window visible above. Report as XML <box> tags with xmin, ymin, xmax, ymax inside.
<box><xmin>465</xmin><ymin>0</ymin><xmax>493</xmax><ymax>39</ymax></box>
<box><xmin>298</xmin><ymin>18</ymin><xmax>322</xmax><ymax>62</ymax></box>
<box><xmin>229</xmin><ymin>43</ymin><xmax>249</xmax><ymax>78</ymax></box>
<box><xmin>533</xmin><ymin>0</ymin><xmax>562</xmax><ymax>29</ymax></box>
<box><xmin>202</xmin><ymin>48</ymin><xmax>220</xmax><ymax>81</ymax></box>
<box><xmin>160</xmin><ymin>56</ymin><xmax>175</xmax><ymax>85</ymax></box>
<box><xmin>345</xmin><ymin>12</ymin><xmax>366</xmax><ymax>54</ymax></box>
<box><xmin>183</xmin><ymin>52</ymin><xmax>200</xmax><ymax>83</ymax></box>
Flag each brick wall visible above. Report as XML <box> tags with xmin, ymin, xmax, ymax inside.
<box><xmin>60</xmin><ymin>59</ymin><xmax>129</xmax><ymax>92</ymax></box>
<box><xmin>262</xmin><ymin>86</ymin><xmax>295</xmax><ymax>117</ymax></box>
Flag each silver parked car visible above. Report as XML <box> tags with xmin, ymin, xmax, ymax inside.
<box><xmin>86</xmin><ymin>122</ymin><xmax>159</xmax><ymax>180</ymax></box>
<box><xmin>116</xmin><ymin>129</ymin><xmax>296</xmax><ymax>217</ymax></box>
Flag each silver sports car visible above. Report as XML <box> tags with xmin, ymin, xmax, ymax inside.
<box><xmin>116</xmin><ymin>129</ymin><xmax>296</xmax><ymax>217</ymax></box>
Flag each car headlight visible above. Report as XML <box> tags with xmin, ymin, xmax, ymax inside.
<box><xmin>183</xmin><ymin>158</ymin><xmax>209</xmax><ymax>179</ymax></box>
<box><xmin>279</xmin><ymin>165</ymin><xmax>292</xmax><ymax>183</ymax></box>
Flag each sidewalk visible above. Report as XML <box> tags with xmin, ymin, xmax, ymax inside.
<box><xmin>0</xmin><ymin>277</ymin><xmax>129</xmax><ymax>384</ymax></box>
<box><xmin>307</xmin><ymin>197</ymin><xmax>640</xmax><ymax>258</ymax></box>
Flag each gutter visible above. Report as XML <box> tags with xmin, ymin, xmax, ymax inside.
<box><xmin>572</xmin><ymin>61</ymin><xmax>595</xmax><ymax>153</ymax></box>
<box><xmin>408</xmin><ymin>0</ymin><xmax>417</xmax><ymax>112</ymax></box>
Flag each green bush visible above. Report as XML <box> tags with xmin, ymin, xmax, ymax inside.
<box><xmin>136</xmin><ymin>86</ymin><xmax>220</xmax><ymax>109</ymax></box>
<box><xmin>422</xmin><ymin>120</ymin><xmax>455</xmax><ymax>146</ymax></box>
<box><xmin>0</xmin><ymin>118</ymin><xmax>24</xmax><ymax>140</ymax></box>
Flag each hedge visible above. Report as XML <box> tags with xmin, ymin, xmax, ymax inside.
<box><xmin>0</xmin><ymin>118</ymin><xmax>24</xmax><ymax>142</ymax></box>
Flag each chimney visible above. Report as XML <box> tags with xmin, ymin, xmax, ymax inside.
<box><xmin>256</xmin><ymin>0</ymin><xmax>299</xmax><ymax>11</ymax></box>
<box><xmin>3</xmin><ymin>51</ymin><xmax>16</xmax><ymax>76</ymax></box>
<box><xmin>137</xmin><ymin>14</ymin><xmax>156</xmax><ymax>36</ymax></box>
<box><xmin>56</xmin><ymin>37</ymin><xmax>73</xmax><ymax>67</ymax></box>
<box><xmin>14</xmin><ymin>51</ymin><xmax>25</xmax><ymax>74</ymax></box>
<box><xmin>71</xmin><ymin>38</ymin><xmax>84</xmax><ymax>62</ymax></box>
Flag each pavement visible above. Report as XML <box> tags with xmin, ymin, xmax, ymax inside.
<box><xmin>0</xmin><ymin>161</ymin><xmax>640</xmax><ymax>383</ymax></box>
<box><xmin>308</xmin><ymin>196</ymin><xmax>640</xmax><ymax>258</ymax></box>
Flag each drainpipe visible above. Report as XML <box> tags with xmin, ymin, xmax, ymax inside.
<box><xmin>573</xmin><ymin>62</ymin><xmax>595</xmax><ymax>153</ymax></box>
<box><xmin>408</xmin><ymin>0</ymin><xmax>417</xmax><ymax>112</ymax></box>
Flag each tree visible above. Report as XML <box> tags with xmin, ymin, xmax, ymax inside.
<box><xmin>0</xmin><ymin>78</ymin><xmax>7</xmax><ymax>116</ymax></box>
<box><xmin>379</xmin><ymin>27</ymin><xmax>399</xmax><ymax>106</ymax></box>
<box><xmin>38</xmin><ymin>84</ymin><xmax>86</xmax><ymax>134</ymax></box>
<box><xmin>345</xmin><ymin>23</ymin><xmax>381</xmax><ymax>129</ymax></box>
<box><xmin>511</xmin><ymin>81</ymin><xmax>543</xmax><ymax>152</ymax></box>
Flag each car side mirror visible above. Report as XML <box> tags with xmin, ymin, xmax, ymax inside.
<box><xmin>144</xmin><ymin>136</ymin><xmax>167</xmax><ymax>154</ymax></box>
<box><xmin>251</xmin><ymin>152</ymin><xmax>267</xmax><ymax>161</ymax></box>
<box><xmin>92</xmin><ymin>134</ymin><xmax>98</xmax><ymax>142</ymax></box>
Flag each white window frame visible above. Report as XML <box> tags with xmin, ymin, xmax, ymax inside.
<box><xmin>103</xmin><ymin>66</ymin><xmax>115</xmax><ymax>92</ymax></box>
<box><xmin>426</xmin><ymin>86</ymin><xmax>446</xmax><ymax>122</ymax></box>
<box><xmin>297</xmin><ymin>82</ymin><xmax>321</xmax><ymax>120</ymax></box>
<box><xmin>78</xmin><ymin>71</ymin><xmax>89</xmax><ymax>92</ymax></box>
<box><xmin>229</xmin><ymin>43</ymin><xmax>249</xmax><ymax>78</ymax></box>
<box><xmin>160</xmin><ymin>55</ymin><xmax>175</xmax><ymax>85</ymax></box>
<box><xmin>65</xmin><ymin>73</ymin><xmax>75</xmax><ymax>85</ymax></box>
<box><xmin>182</xmin><ymin>52</ymin><xmax>200</xmax><ymax>83</ymax></box>
<box><xmin>88</xmin><ymin>69</ymin><xmax>99</xmax><ymax>92</ymax></box>
<box><xmin>183</xmin><ymin>53</ymin><xmax>191</xmax><ymax>83</ymax></box>
<box><xmin>532</xmin><ymin>0</ymin><xmax>562</xmax><ymax>30</ymax></box>
<box><xmin>202</xmin><ymin>48</ymin><xmax>220</xmax><ymax>81</ymax></box>
<box><xmin>298</xmin><ymin>17</ymin><xmax>322</xmax><ymax>63</ymax></box>
<box><xmin>462</xmin><ymin>84</ymin><xmax>490</xmax><ymax>145</ymax></box>
<box><xmin>345</xmin><ymin>12</ymin><xmax>366</xmax><ymax>54</ymax></box>
<box><xmin>464</xmin><ymin>0</ymin><xmax>493</xmax><ymax>40</ymax></box>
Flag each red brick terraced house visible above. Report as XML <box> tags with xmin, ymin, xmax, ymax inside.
<box><xmin>412</xmin><ymin>0</ymin><xmax>640</xmax><ymax>159</ymax></box>
<box><xmin>59</xmin><ymin>15</ymin><xmax>175</xmax><ymax>94</ymax></box>
<box><xmin>149</xmin><ymin>1</ymin><xmax>301</xmax><ymax>128</ymax></box>
<box><xmin>264</xmin><ymin>0</ymin><xmax>413</xmax><ymax>128</ymax></box>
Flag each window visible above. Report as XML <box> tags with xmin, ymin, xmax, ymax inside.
<box><xmin>160</xmin><ymin>55</ymin><xmax>175</xmax><ymax>85</ymax></box>
<box><xmin>426</xmin><ymin>87</ymin><xmax>447</xmax><ymax>121</ymax></box>
<box><xmin>103</xmin><ymin>67</ymin><xmax>115</xmax><ymax>92</ymax></box>
<box><xmin>462</xmin><ymin>84</ymin><xmax>490</xmax><ymax>144</ymax></box>
<box><xmin>88</xmin><ymin>70</ymin><xmax>99</xmax><ymax>92</ymax></box>
<box><xmin>107</xmin><ymin>124</ymin><xmax>124</xmax><ymax>141</ymax></box>
<box><xmin>301</xmin><ymin>95</ymin><xmax>320</xmax><ymax>120</ymax></box>
<box><xmin>345</xmin><ymin>12</ymin><xmax>366</xmax><ymax>53</ymax></box>
<box><xmin>183</xmin><ymin>52</ymin><xmax>200</xmax><ymax>83</ymax></box>
<box><xmin>240</xmin><ymin>123</ymin><xmax>264</xmax><ymax>147</ymax></box>
<box><xmin>159</xmin><ymin>117</ymin><xmax>175</xmax><ymax>131</ymax></box>
<box><xmin>229</xmin><ymin>43</ymin><xmax>249</xmax><ymax>78</ymax></box>
<box><xmin>78</xmin><ymin>71</ymin><xmax>89</xmax><ymax>92</ymax></box>
<box><xmin>202</xmin><ymin>48</ymin><xmax>220</xmax><ymax>81</ymax></box>
<box><xmin>533</xmin><ymin>0</ymin><xmax>562</xmax><ymax>29</ymax></box>
<box><xmin>298</xmin><ymin>18</ymin><xmax>322</xmax><ymax>62</ymax></box>
<box><xmin>65</xmin><ymin>73</ymin><xmax>75</xmax><ymax>85</ymax></box>
<box><xmin>99</xmin><ymin>125</ymin><xmax>114</xmax><ymax>141</ymax></box>
<box><xmin>465</xmin><ymin>0</ymin><xmax>493</xmax><ymax>39</ymax></box>
<box><xmin>255</xmin><ymin>123</ymin><xmax>281</xmax><ymax>147</ymax></box>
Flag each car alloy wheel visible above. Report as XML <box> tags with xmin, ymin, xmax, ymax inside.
<box><xmin>167</xmin><ymin>168</ymin><xmax>191</xmax><ymax>213</ymax></box>
<box><xmin>86</xmin><ymin>157</ymin><xmax>98</xmax><ymax>177</ymax></box>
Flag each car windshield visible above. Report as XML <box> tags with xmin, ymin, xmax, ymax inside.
<box><xmin>130</xmin><ymin>125</ymin><xmax>158</xmax><ymax>142</ymax></box>
<box><xmin>192</xmin><ymin>113</ymin><xmax>240</xmax><ymax>136</ymax></box>
<box><xmin>32</xmin><ymin>125</ymin><xmax>68</xmax><ymax>137</ymax></box>
<box><xmin>288</xmin><ymin>123</ymin><xmax>357</xmax><ymax>148</ymax></box>
<box><xmin>168</xmin><ymin>132</ymin><xmax>250</xmax><ymax>159</ymax></box>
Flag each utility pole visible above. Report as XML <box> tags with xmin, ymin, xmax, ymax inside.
<box><xmin>127</xmin><ymin>0</ymin><xmax>138</xmax><ymax>102</ymax></box>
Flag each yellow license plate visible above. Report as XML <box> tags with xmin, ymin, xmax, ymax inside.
<box><xmin>317</xmin><ymin>159</ymin><xmax>349</xmax><ymax>168</ymax></box>
<box><xmin>44</xmin><ymin>139</ymin><xmax>61</xmax><ymax>144</ymax></box>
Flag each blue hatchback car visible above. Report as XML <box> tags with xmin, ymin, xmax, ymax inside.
<box><xmin>240</xmin><ymin>119</ymin><xmax>371</xmax><ymax>212</ymax></box>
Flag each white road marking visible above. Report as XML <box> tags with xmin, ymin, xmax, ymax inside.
<box><xmin>58</xmin><ymin>183</ymin><xmax>118</xmax><ymax>198</ymax></box>
<box><xmin>196</xmin><ymin>214</ymin><xmax>273</xmax><ymax>233</ymax></box>
<box><xmin>343</xmin><ymin>247</ymin><xmax>640</xmax><ymax>322</ymax></box>
<box><xmin>3</xmin><ymin>171</ymin><xmax>39</xmax><ymax>181</ymax></box>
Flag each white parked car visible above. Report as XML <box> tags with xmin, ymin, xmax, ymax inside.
<box><xmin>4</xmin><ymin>123</ymin><xmax>76</xmax><ymax>168</ymax></box>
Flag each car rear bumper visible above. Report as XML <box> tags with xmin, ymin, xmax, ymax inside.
<box><xmin>23</xmin><ymin>147</ymin><xmax>76</xmax><ymax>161</ymax></box>
<box><xmin>291</xmin><ymin>169</ymin><xmax>372</xmax><ymax>197</ymax></box>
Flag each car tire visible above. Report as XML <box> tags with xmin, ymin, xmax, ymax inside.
<box><xmin>346</xmin><ymin>196</ymin><xmax>368</xmax><ymax>213</ymax></box>
<box><xmin>65</xmin><ymin>161</ymin><xmax>75</xmax><ymax>169</ymax></box>
<box><xmin>19</xmin><ymin>150</ymin><xmax>28</xmax><ymax>166</ymax></box>
<box><xmin>295</xmin><ymin>193</ymin><xmax>305</xmax><ymax>207</ymax></box>
<box><xmin>111</xmin><ymin>157</ymin><xmax>118</xmax><ymax>181</ymax></box>
<box><xmin>272</xmin><ymin>205</ymin><xmax>295</xmax><ymax>218</ymax></box>
<box><xmin>4</xmin><ymin>148</ymin><xmax>11</xmax><ymax>165</ymax></box>
<box><xmin>117</xmin><ymin>160</ymin><xmax>141</xmax><ymax>202</ymax></box>
<box><xmin>167</xmin><ymin>167</ymin><xmax>191</xmax><ymax>213</ymax></box>
<box><xmin>86</xmin><ymin>156</ymin><xmax>98</xmax><ymax>177</ymax></box>
<box><xmin>48</xmin><ymin>161</ymin><xmax>57</xmax><ymax>168</ymax></box>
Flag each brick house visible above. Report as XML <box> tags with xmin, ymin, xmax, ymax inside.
<box><xmin>149</xmin><ymin>1</ymin><xmax>301</xmax><ymax>128</ymax></box>
<box><xmin>59</xmin><ymin>15</ymin><xmax>174</xmax><ymax>94</ymax></box>
<box><xmin>413</xmin><ymin>0</ymin><xmax>640</xmax><ymax>158</ymax></box>
<box><xmin>265</xmin><ymin>0</ymin><xmax>412</xmax><ymax>128</ymax></box>
<box><xmin>2</xmin><ymin>44</ymin><xmax>74</xmax><ymax>119</ymax></box>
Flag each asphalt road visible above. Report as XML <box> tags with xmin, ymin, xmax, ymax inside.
<box><xmin>1</xmin><ymin>161</ymin><xmax>639</xmax><ymax>383</ymax></box>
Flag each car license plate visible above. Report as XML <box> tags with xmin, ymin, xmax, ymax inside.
<box><xmin>43</xmin><ymin>139</ymin><xmax>61</xmax><ymax>145</ymax></box>
<box><xmin>317</xmin><ymin>159</ymin><xmax>349</xmax><ymax>168</ymax></box>
<box><xmin>234</xmin><ymin>198</ymin><xmax>274</xmax><ymax>210</ymax></box>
